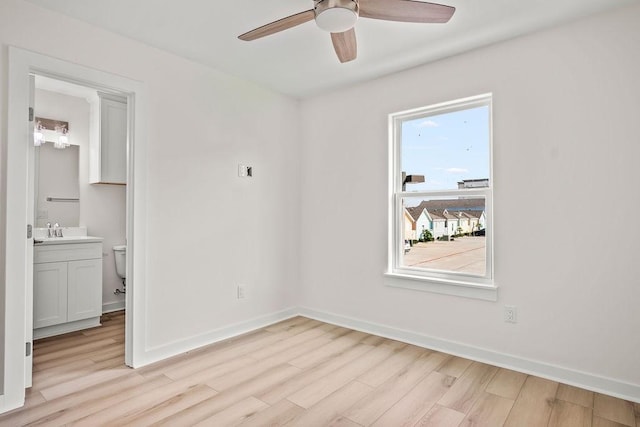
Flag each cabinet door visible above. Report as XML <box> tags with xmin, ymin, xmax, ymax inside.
<box><xmin>100</xmin><ymin>97</ymin><xmax>127</xmax><ymax>184</ymax></box>
<box><xmin>34</xmin><ymin>262</ymin><xmax>68</xmax><ymax>329</ymax></box>
<box><xmin>67</xmin><ymin>259</ymin><xmax>103</xmax><ymax>322</ymax></box>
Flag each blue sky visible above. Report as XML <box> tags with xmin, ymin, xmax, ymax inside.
<box><xmin>401</xmin><ymin>105</ymin><xmax>490</xmax><ymax>191</ymax></box>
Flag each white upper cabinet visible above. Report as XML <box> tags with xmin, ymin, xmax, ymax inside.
<box><xmin>89</xmin><ymin>92</ymin><xmax>127</xmax><ymax>184</ymax></box>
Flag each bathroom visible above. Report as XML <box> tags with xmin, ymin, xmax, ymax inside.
<box><xmin>32</xmin><ymin>75</ymin><xmax>127</xmax><ymax>344</ymax></box>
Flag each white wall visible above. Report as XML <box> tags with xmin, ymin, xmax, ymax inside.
<box><xmin>299</xmin><ymin>3</ymin><xmax>640</xmax><ymax>396</ymax></box>
<box><xmin>0</xmin><ymin>0</ymin><xmax>300</xmax><ymax>365</ymax></box>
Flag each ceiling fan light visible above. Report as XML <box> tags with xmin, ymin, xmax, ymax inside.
<box><xmin>316</xmin><ymin>7</ymin><xmax>357</xmax><ymax>33</ymax></box>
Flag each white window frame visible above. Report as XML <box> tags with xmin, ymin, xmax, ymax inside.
<box><xmin>386</xmin><ymin>94</ymin><xmax>497</xmax><ymax>301</ymax></box>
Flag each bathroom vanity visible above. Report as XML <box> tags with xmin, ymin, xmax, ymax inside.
<box><xmin>33</xmin><ymin>230</ymin><xmax>103</xmax><ymax>339</ymax></box>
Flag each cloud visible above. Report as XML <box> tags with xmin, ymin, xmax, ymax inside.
<box><xmin>417</xmin><ymin>119</ymin><xmax>439</xmax><ymax>128</ymax></box>
<box><xmin>445</xmin><ymin>168</ymin><xmax>469</xmax><ymax>174</ymax></box>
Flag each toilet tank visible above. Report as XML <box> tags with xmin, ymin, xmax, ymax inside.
<box><xmin>113</xmin><ymin>245</ymin><xmax>126</xmax><ymax>279</ymax></box>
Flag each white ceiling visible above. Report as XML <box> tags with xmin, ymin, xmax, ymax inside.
<box><xmin>25</xmin><ymin>0</ymin><xmax>636</xmax><ymax>98</ymax></box>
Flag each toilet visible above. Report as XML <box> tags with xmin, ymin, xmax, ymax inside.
<box><xmin>113</xmin><ymin>245</ymin><xmax>126</xmax><ymax>279</ymax></box>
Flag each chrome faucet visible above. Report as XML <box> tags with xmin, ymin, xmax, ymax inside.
<box><xmin>47</xmin><ymin>222</ymin><xmax>54</xmax><ymax>238</ymax></box>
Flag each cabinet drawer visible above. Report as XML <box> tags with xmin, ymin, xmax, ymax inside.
<box><xmin>34</xmin><ymin>243</ymin><xmax>102</xmax><ymax>263</ymax></box>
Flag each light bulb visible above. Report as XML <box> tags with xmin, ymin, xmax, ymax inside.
<box><xmin>34</xmin><ymin>130</ymin><xmax>44</xmax><ymax>146</ymax></box>
<box><xmin>34</xmin><ymin>121</ymin><xmax>44</xmax><ymax>146</ymax></box>
<box><xmin>54</xmin><ymin>125</ymin><xmax>70</xmax><ymax>149</ymax></box>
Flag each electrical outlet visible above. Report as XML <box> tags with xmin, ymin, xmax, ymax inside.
<box><xmin>504</xmin><ymin>305</ymin><xmax>517</xmax><ymax>323</ymax></box>
<box><xmin>237</xmin><ymin>284</ymin><xmax>246</xmax><ymax>299</ymax></box>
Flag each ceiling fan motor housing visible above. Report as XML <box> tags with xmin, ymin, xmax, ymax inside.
<box><xmin>314</xmin><ymin>0</ymin><xmax>359</xmax><ymax>33</ymax></box>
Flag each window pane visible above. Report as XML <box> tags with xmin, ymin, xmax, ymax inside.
<box><xmin>401</xmin><ymin>105</ymin><xmax>490</xmax><ymax>191</ymax></box>
<box><xmin>401</xmin><ymin>195</ymin><xmax>486</xmax><ymax>276</ymax></box>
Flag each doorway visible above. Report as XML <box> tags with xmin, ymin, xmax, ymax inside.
<box><xmin>4</xmin><ymin>47</ymin><xmax>148</xmax><ymax>412</ymax></box>
<box><xmin>30</xmin><ymin>74</ymin><xmax>128</xmax><ymax>371</ymax></box>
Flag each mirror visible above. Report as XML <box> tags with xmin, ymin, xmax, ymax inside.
<box><xmin>34</xmin><ymin>143</ymin><xmax>80</xmax><ymax>227</ymax></box>
<box><xmin>33</xmin><ymin>76</ymin><xmax>97</xmax><ymax>228</ymax></box>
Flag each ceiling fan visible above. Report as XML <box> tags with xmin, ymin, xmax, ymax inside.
<box><xmin>238</xmin><ymin>0</ymin><xmax>455</xmax><ymax>63</ymax></box>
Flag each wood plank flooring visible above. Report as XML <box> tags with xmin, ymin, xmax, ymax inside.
<box><xmin>1</xmin><ymin>311</ymin><xmax>637</xmax><ymax>426</ymax></box>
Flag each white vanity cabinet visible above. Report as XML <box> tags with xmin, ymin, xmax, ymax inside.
<box><xmin>33</xmin><ymin>262</ymin><xmax>68</xmax><ymax>328</ymax></box>
<box><xmin>67</xmin><ymin>259</ymin><xmax>103</xmax><ymax>322</ymax></box>
<box><xmin>89</xmin><ymin>92</ymin><xmax>127</xmax><ymax>184</ymax></box>
<box><xmin>34</xmin><ymin>241</ymin><xmax>103</xmax><ymax>339</ymax></box>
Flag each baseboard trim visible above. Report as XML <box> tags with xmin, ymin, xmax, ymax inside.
<box><xmin>298</xmin><ymin>306</ymin><xmax>640</xmax><ymax>403</ymax></box>
<box><xmin>34</xmin><ymin>317</ymin><xmax>101</xmax><ymax>340</ymax></box>
<box><xmin>138</xmin><ymin>307</ymin><xmax>299</xmax><ymax>367</ymax></box>
<box><xmin>102</xmin><ymin>300</ymin><xmax>126</xmax><ymax>314</ymax></box>
<box><xmin>125</xmin><ymin>304</ymin><xmax>639</xmax><ymax>403</ymax></box>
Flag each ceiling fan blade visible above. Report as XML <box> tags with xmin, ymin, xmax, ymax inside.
<box><xmin>238</xmin><ymin>9</ymin><xmax>315</xmax><ymax>41</ymax></box>
<box><xmin>331</xmin><ymin>28</ymin><xmax>357</xmax><ymax>63</ymax></box>
<box><xmin>359</xmin><ymin>0</ymin><xmax>455</xmax><ymax>23</ymax></box>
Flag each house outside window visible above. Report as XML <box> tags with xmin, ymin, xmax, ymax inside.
<box><xmin>387</xmin><ymin>94</ymin><xmax>495</xmax><ymax>298</ymax></box>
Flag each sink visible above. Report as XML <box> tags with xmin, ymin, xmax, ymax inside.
<box><xmin>33</xmin><ymin>226</ymin><xmax>103</xmax><ymax>245</ymax></box>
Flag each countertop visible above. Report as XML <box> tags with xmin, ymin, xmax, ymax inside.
<box><xmin>35</xmin><ymin>236</ymin><xmax>104</xmax><ymax>245</ymax></box>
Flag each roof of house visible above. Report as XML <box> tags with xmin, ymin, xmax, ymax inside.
<box><xmin>428</xmin><ymin>210</ymin><xmax>445</xmax><ymax>220</ymax></box>
<box><xmin>429</xmin><ymin>209</ymin><xmax>458</xmax><ymax>220</ymax></box>
<box><xmin>457</xmin><ymin>179</ymin><xmax>489</xmax><ymax>184</ymax></box>
<box><xmin>453</xmin><ymin>210</ymin><xmax>484</xmax><ymax>219</ymax></box>
<box><xmin>417</xmin><ymin>198</ymin><xmax>485</xmax><ymax>212</ymax></box>
<box><xmin>405</xmin><ymin>200</ymin><xmax>486</xmax><ymax>222</ymax></box>
<box><xmin>406</xmin><ymin>206</ymin><xmax>425</xmax><ymax>221</ymax></box>
<box><xmin>403</xmin><ymin>207</ymin><xmax>416</xmax><ymax>223</ymax></box>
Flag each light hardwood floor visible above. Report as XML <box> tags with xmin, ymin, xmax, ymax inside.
<box><xmin>1</xmin><ymin>312</ymin><xmax>638</xmax><ymax>426</ymax></box>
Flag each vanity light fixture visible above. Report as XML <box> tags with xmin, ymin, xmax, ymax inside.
<box><xmin>54</xmin><ymin>124</ymin><xmax>70</xmax><ymax>149</ymax></box>
<box><xmin>34</xmin><ymin>117</ymin><xmax>70</xmax><ymax>148</ymax></box>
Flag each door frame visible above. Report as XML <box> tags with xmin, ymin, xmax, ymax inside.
<box><xmin>3</xmin><ymin>46</ymin><xmax>149</xmax><ymax>412</ymax></box>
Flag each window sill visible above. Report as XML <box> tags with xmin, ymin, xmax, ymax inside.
<box><xmin>384</xmin><ymin>272</ymin><xmax>498</xmax><ymax>301</ymax></box>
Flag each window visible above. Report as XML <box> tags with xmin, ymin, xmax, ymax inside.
<box><xmin>387</xmin><ymin>94</ymin><xmax>495</xmax><ymax>298</ymax></box>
